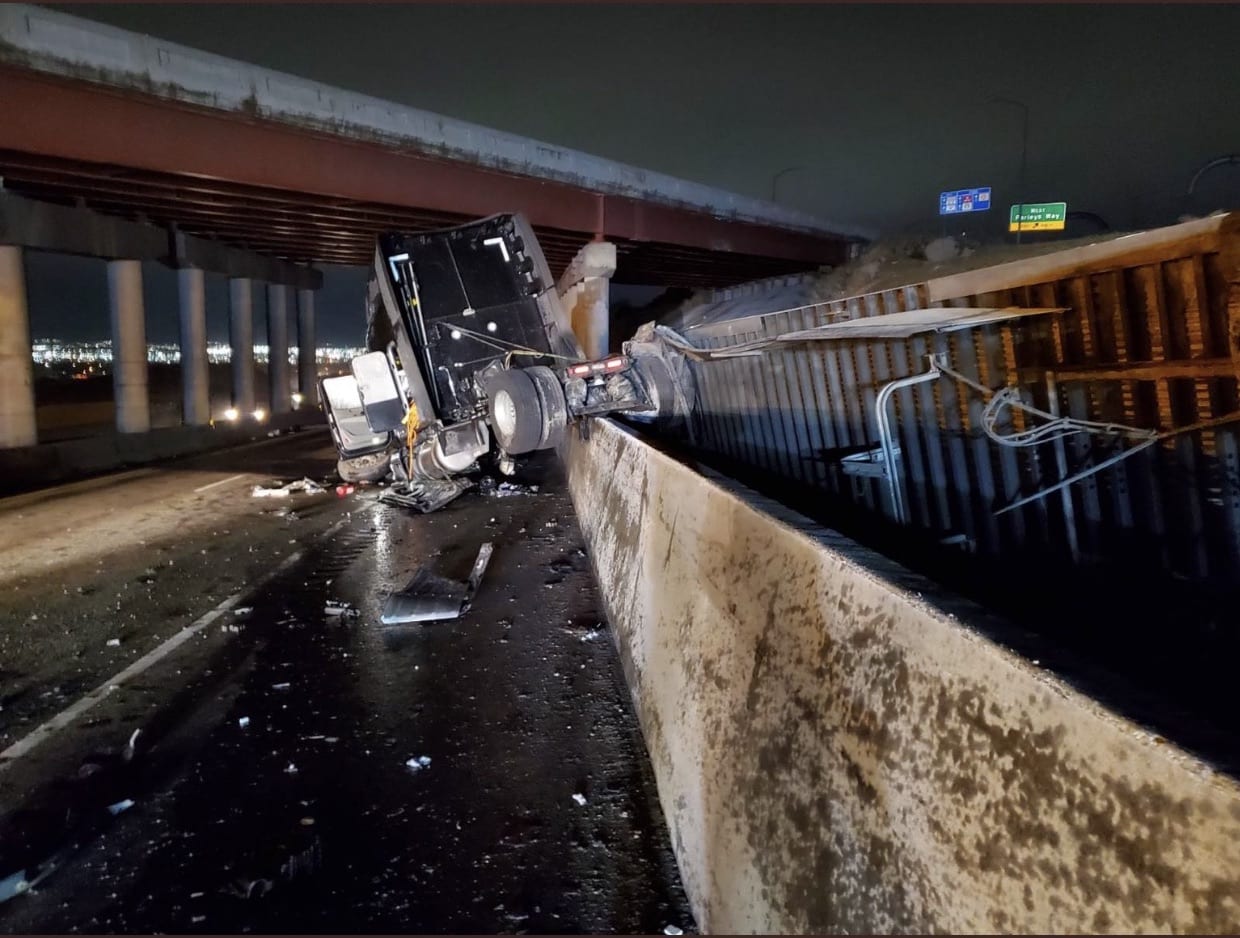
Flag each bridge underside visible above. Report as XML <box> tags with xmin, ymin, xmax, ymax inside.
<box><xmin>0</xmin><ymin>150</ymin><xmax>815</xmax><ymax>287</ymax></box>
<box><xmin>0</xmin><ymin>67</ymin><xmax>851</xmax><ymax>288</ymax></box>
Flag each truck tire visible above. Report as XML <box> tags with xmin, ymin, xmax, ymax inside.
<box><xmin>525</xmin><ymin>365</ymin><xmax>568</xmax><ymax>449</ymax></box>
<box><xmin>337</xmin><ymin>451</ymin><xmax>390</xmax><ymax>484</ymax></box>
<box><xmin>486</xmin><ymin>368</ymin><xmax>547</xmax><ymax>455</ymax></box>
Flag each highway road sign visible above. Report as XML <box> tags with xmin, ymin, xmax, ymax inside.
<box><xmin>1009</xmin><ymin>202</ymin><xmax>1067</xmax><ymax>232</ymax></box>
<box><xmin>939</xmin><ymin>187</ymin><xmax>992</xmax><ymax>215</ymax></box>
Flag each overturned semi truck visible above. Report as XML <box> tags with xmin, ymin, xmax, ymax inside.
<box><xmin>319</xmin><ymin>213</ymin><xmax>693</xmax><ymax>511</ymax></box>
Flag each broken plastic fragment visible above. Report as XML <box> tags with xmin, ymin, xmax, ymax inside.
<box><xmin>284</xmin><ymin>762</ymin><xmax>298</xmax><ymax>774</ymax></box>
<box><xmin>663</xmin><ymin>926</ymin><xmax>684</xmax><ymax>935</ymax></box>
<box><xmin>405</xmin><ymin>755</ymin><xmax>432</xmax><ymax>772</ymax></box>
<box><xmin>0</xmin><ymin>870</ymin><xmax>28</xmax><ymax>904</ymax></box>
<box><xmin>324</xmin><ymin>601</ymin><xmax>359</xmax><ymax>618</ymax></box>
<box><xmin>571</xmin><ymin>792</ymin><xmax>587</xmax><ymax>806</ymax></box>
<box><xmin>238</xmin><ymin>716</ymin><xmax>250</xmax><ymax>729</ymax></box>
<box><xmin>251</xmin><ymin>478</ymin><xmax>325</xmax><ymax>498</ymax></box>
<box><xmin>272</xmin><ymin>682</ymin><xmax>291</xmax><ymax>691</ymax></box>
<box><xmin>107</xmin><ymin>798</ymin><xmax>135</xmax><ymax>816</ymax></box>
<box><xmin>106</xmin><ymin>638</ymin><xmax>121</xmax><ymax>647</ymax></box>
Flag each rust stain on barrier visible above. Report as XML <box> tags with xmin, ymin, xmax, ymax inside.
<box><xmin>564</xmin><ymin>419</ymin><xmax>1240</xmax><ymax>933</ymax></box>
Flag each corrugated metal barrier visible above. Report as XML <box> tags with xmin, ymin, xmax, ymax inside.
<box><xmin>669</xmin><ymin>214</ymin><xmax>1240</xmax><ymax>584</ymax></box>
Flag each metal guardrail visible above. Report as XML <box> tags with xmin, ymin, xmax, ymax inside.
<box><xmin>671</xmin><ymin>215</ymin><xmax>1240</xmax><ymax>583</ymax></box>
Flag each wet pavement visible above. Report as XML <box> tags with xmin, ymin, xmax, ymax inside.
<box><xmin>0</xmin><ymin>431</ymin><xmax>693</xmax><ymax>933</ymax></box>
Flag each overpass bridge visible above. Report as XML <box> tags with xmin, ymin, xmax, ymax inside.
<box><xmin>0</xmin><ymin>3</ymin><xmax>865</xmax><ymax>456</ymax></box>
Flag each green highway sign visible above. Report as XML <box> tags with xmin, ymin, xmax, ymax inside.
<box><xmin>1009</xmin><ymin>202</ymin><xmax>1067</xmax><ymax>232</ymax></box>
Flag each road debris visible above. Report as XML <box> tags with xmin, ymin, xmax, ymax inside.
<box><xmin>335</xmin><ymin>484</ymin><xmax>355</xmax><ymax>497</ymax></box>
<box><xmin>0</xmin><ymin>870</ymin><xmax>28</xmax><ymax>904</ymax></box>
<box><xmin>107</xmin><ymin>798</ymin><xmax>135</xmax><ymax>816</ymax></box>
<box><xmin>238</xmin><ymin>716</ymin><xmax>250</xmax><ymax>729</ymax></box>
<box><xmin>106</xmin><ymin>638</ymin><xmax>121</xmax><ymax>647</ymax></box>
<box><xmin>478</xmin><ymin>476</ymin><xmax>540</xmax><ymax>498</ymax></box>
<box><xmin>571</xmin><ymin>792</ymin><xmax>587</xmax><ymax>806</ymax></box>
<box><xmin>663</xmin><ymin>926</ymin><xmax>684</xmax><ymax>935</ymax></box>
<box><xmin>324</xmin><ymin>600</ymin><xmax>359</xmax><ymax>618</ymax></box>
<box><xmin>405</xmin><ymin>755</ymin><xmax>432</xmax><ymax>773</ymax></box>
<box><xmin>284</xmin><ymin>762</ymin><xmax>298</xmax><ymax>775</ymax></box>
<box><xmin>381</xmin><ymin>541</ymin><xmax>494</xmax><ymax>625</ymax></box>
<box><xmin>251</xmin><ymin>478</ymin><xmax>326</xmax><ymax>498</ymax></box>
<box><xmin>272</xmin><ymin>682</ymin><xmax>291</xmax><ymax>691</ymax></box>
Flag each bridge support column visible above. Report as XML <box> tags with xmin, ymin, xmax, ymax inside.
<box><xmin>107</xmin><ymin>259</ymin><xmax>150</xmax><ymax>433</ymax></box>
<box><xmin>266</xmin><ymin>283</ymin><xmax>291</xmax><ymax>414</ymax></box>
<box><xmin>0</xmin><ymin>245</ymin><xmax>36</xmax><ymax>448</ymax></box>
<box><xmin>557</xmin><ymin>241</ymin><xmax>617</xmax><ymax>360</ymax></box>
<box><xmin>229</xmin><ymin>278</ymin><xmax>256</xmax><ymax>416</ymax></box>
<box><xmin>178</xmin><ymin>267</ymin><xmax>210</xmax><ymax>426</ymax></box>
<box><xmin>297</xmin><ymin>287</ymin><xmax>317</xmax><ymax>406</ymax></box>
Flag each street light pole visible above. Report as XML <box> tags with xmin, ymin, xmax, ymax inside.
<box><xmin>990</xmin><ymin>97</ymin><xmax>1029</xmax><ymax>245</ymax></box>
<box><xmin>771</xmin><ymin>165</ymin><xmax>805</xmax><ymax>204</ymax></box>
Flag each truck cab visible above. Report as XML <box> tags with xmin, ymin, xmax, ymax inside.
<box><xmin>321</xmin><ymin>213</ymin><xmax>689</xmax><ymax>510</ymax></box>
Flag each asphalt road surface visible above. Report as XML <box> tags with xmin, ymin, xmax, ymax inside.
<box><xmin>0</xmin><ymin>429</ymin><xmax>692</xmax><ymax>933</ymax></box>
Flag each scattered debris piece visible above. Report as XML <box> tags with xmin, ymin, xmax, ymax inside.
<box><xmin>0</xmin><ymin>870</ymin><xmax>28</xmax><ymax>904</ymax></box>
<box><xmin>405</xmin><ymin>755</ymin><xmax>432</xmax><ymax>773</ymax></box>
<box><xmin>335</xmin><ymin>484</ymin><xmax>356</xmax><ymax>497</ymax></box>
<box><xmin>107</xmin><ymin>798</ymin><xmax>135</xmax><ymax>816</ymax></box>
<box><xmin>571</xmin><ymin>792</ymin><xmax>587</xmax><ymax>806</ymax></box>
<box><xmin>233</xmin><ymin>606</ymin><xmax>254</xmax><ymax>617</ymax></box>
<box><xmin>106</xmin><ymin>638</ymin><xmax>121</xmax><ymax>647</ymax></box>
<box><xmin>580</xmin><ymin>627</ymin><xmax>604</xmax><ymax>643</ymax></box>
<box><xmin>281</xmin><ymin>837</ymin><xmax>322</xmax><ymax>881</ymax></box>
<box><xmin>238</xmin><ymin>716</ymin><xmax>251</xmax><ymax>729</ymax></box>
<box><xmin>191</xmin><ymin>914</ymin><xmax>206</xmax><ymax>924</ymax></box>
<box><xmin>251</xmin><ymin>478</ymin><xmax>325</xmax><ymax>499</ymax></box>
<box><xmin>123</xmin><ymin>728</ymin><xmax>141</xmax><ymax>762</ymax></box>
<box><xmin>272</xmin><ymin>682</ymin><xmax>291</xmax><ymax>691</ymax></box>
<box><xmin>478</xmin><ymin>476</ymin><xmax>540</xmax><ymax>498</ymax></box>
<box><xmin>664</xmin><ymin>926</ymin><xmax>684</xmax><ymax>935</ymax></box>
<box><xmin>324</xmin><ymin>600</ymin><xmax>359</xmax><ymax>618</ymax></box>
<box><xmin>300</xmin><ymin>817</ymin><xmax>315</xmax><ymax>826</ymax></box>
<box><xmin>381</xmin><ymin>542</ymin><xmax>494</xmax><ymax>625</ymax></box>
<box><xmin>284</xmin><ymin>762</ymin><xmax>298</xmax><ymax>775</ymax></box>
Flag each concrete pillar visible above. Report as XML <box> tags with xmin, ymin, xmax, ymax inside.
<box><xmin>297</xmin><ymin>287</ymin><xmax>317</xmax><ymax>406</ymax></box>
<box><xmin>266</xmin><ymin>283</ymin><xmax>290</xmax><ymax>414</ymax></box>
<box><xmin>0</xmin><ymin>246</ymin><xmax>36</xmax><ymax>448</ymax></box>
<box><xmin>229</xmin><ymin>277</ymin><xmax>255</xmax><ymax>415</ymax></box>
<box><xmin>107</xmin><ymin>259</ymin><xmax>150</xmax><ymax>434</ymax></box>
<box><xmin>569</xmin><ymin>278</ymin><xmax>610</xmax><ymax>360</ymax></box>
<box><xmin>556</xmin><ymin>240</ymin><xmax>616</xmax><ymax>360</ymax></box>
<box><xmin>177</xmin><ymin>266</ymin><xmax>210</xmax><ymax>426</ymax></box>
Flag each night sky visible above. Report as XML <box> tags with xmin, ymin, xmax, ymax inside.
<box><xmin>28</xmin><ymin>3</ymin><xmax>1240</xmax><ymax>342</ymax></box>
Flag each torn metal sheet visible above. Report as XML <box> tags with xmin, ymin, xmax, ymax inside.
<box><xmin>380</xmin><ymin>542</ymin><xmax>494</xmax><ymax>625</ymax></box>
<box><xmin>379</xmin><ymin>477</ymin><xmax>473</xmax><ymax>513</ymax></box>
<box><xmin>658</xmin><ymin>307</ymin><xmax>1064</xmax><ymax>360</ymax></box>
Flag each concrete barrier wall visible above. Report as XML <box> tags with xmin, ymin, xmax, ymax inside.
<box><xmin>0</xmin><ymin>411</ymin><xmax>313</xmax><ymax>496</ymax></box>
<box><xmin>563</xmin><ymin>418</ymin><xmax>1240</xmax><ymax>933</ymax></box>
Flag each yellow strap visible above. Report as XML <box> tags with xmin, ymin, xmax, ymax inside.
<box><xmin>403</xmin><ymin>402</ymin><xmax>420</xmax><ymax>466</ymax></box>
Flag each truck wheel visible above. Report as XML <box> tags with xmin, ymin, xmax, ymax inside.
<box><xmin>338</xmin><ymin>452</ymin><xmax>390</xmax><ymax>483</ymax></box>
<box><xmin>525</xmin><ymin>365</ymin><xmax>568</xmax><ymax>449</ymax></box>
<box><xmin>486</xmin><ymin>369</ymin><xmax>546</xmax><ymax>455</ymax></box>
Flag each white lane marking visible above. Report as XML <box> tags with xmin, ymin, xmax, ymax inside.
<box><xmin>0</xmin><ymin>512</ymin><xmax>354</xmax><ymax>768</ymax></box>
<box><xmin>192</xmin><ymin>473</ymin><xmax>249</xmax><ymax>494</ymax></box>
<box><xmin>0</xmin><ymin>511</ymin><xmax>351</xmax><ymax>767</ymax></box>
